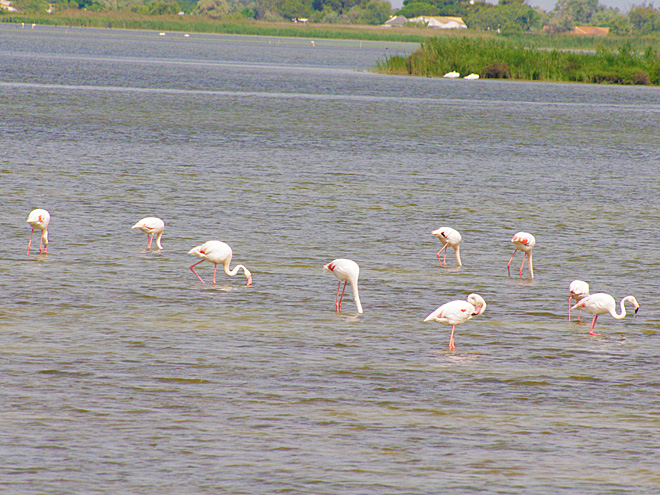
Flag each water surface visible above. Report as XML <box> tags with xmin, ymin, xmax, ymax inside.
<box><xmin>1</xmin><ymin>23</ymin><xmax>660</xmax><ymax>494</ymax></box>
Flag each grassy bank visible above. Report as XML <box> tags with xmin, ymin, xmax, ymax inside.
<box><xmin>1</xmin><ymin>11</ymin><xmax>435</xmax><ymax>42</ymax></box>
<box><xmin>376</xmin><ymin>36</ymin><xmax>660</xmax><ymax>85</ymax></box>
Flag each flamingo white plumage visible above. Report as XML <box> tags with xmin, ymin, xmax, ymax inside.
<box><xmin>568</xmin><ymin>280</ymin><xmax>590</xmax><ymax>322</ymax></box>
<box><xmin>571</xmin><ymin>293</ymin><xmax>639</xmax><ymax>336</ymax></box>
<box><xmin>27</xmin><ymin>208</ymin><xmax>50</xmax><ymax>255</ymax></box>
<box><xmin>188</xmin><ymin>240</ymin><xmax>252</xmax><ymax>286</ymax></box>
<box><xmin>431</xmin><ymin>227</ymin><xmax>462</xmax><ymax>267</ymax></box>
<box><xmin>507</xmin><ymin>231</ymin><xmax>535</xmax><ymax>278</ymax></box>
<box><xmin>132</xmin><ymin>217</ymin><xmax>165</xmax><ymax>250</ymax></box>
<box><xmin>323</xmin><ymin>258</ymin><xmax>363</xmax><ymax>314</ymax></box>
<box><xmin>424</xmin><ymin>294</ymin><xmax>486</xmax><ymax>351</ymax></box>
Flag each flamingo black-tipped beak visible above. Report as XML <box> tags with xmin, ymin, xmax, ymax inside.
<box><xmin>634</xmin><ymin>307</ymin><xmax>639</xmax><ymax>315</ymax></box>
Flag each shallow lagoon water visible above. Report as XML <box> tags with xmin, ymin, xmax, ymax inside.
<box><xmin>1</xmin><ymin>23</ymin><xmax>660</xmax><ymax>493</ymax></box>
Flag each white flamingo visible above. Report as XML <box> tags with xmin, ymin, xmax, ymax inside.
<box><xmin>188</xmin><ymin>240</ymin><xmax>252</xmax><ymax>286</ymax></box>
<box><xmin>571</xmin><ymin>293</ymin><xmax>639</xmax><ymax>336</ymax></box>
<box><xmin>431</xmin><ymin>227</ymin><xmax>462</xmax><ymax>267</ymax></box>
<box><xmin>508</xmin><ymin>231</ymin><xmax>535</xmax><ymax>278</ymax></box>
<box><xmin>568</xmin><ymin>280</ymin><xmax>590</xmax><ymax>322</ymax></box>
<box><xmin>323</xmin><ymin>259</ymin><xmax>363</xmax><ymax>314</ymax></box>
<box><xmin>27</xmin><ymin>209</ymin><xmax>50</xmax><ymax>255</ymax></box>
<box><xmin>132</xmin><ymin>217</ymin><xmax>165</xmax><ymax>250</ymax></box>
<box><xmin>424</xmin><ymin>294</ymin><xmax>487</xmax><ymax>351</ymax></box>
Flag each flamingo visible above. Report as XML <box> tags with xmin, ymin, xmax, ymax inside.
<box><xmin>424</xmin><ymin>294</ymin><xmax>487</xmax><ymax>351</ymax></box>
<box><xmin>571</xmin><ymin>293</ymin><xmax>639</xmax><ymax>336</ymax></box>
<box><xmin>27</xmin><ymin>208</ymin><xmax>50</xmax><ymax>255</ymax></box>
<box><xmin>507</xmin><ymin>231</ymin><xmax>535</xmax><ymax>278</ymax></box>
<box><xmin>323</xmin><ymin>259</ymin><xmax>363</xmax><ymax>314</ymax></box>
<box><xmin>431</xmin><ymin>227</ymin><xmax>462</xmax><ymax>267</ymax></box>
<box><xmin>132</xmin><ymin>217</ymin><xmax>165</xmax><ymax>250</ymax></box>
<box><xmin>568</xmin><ymin>280</ymin><xmax>590</xmax><ymax>322</ymax></box>
<box><xmin>188</xmin><ymin>240</ymin><xmax>252</xmax><ymax>286</ymax></box>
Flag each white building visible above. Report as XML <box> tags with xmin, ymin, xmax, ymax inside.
<box><xmin>408</xmin><ymin>16</ymin><xmax>467</xmax><ymax>29</ymax></box>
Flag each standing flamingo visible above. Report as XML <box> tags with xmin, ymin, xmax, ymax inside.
<box><xmin>507</xmin><ymin>231</ymin><xmax>535</xmax><ymax>278</ymax></box>
<box><xmin>188</xmin><ymin>240</ymin><xmax>252</xmax><ymax>286</ymax></box>
<box><xmin>27</xmin><ymin>208</ymin><xmax>50</xmax><ymax>255</ymax></box>
<box><xmin>132</xmin><ymin>217</ymin><xmax>165</xmax><ymax>250</ymax></box>
<box><xmin>424</xmin><ymin>294</ymin><xmax>487</xmax><ymax>351</ymax></box>
<box><xmin>568</xmin><ymin>280</ymin><xmax>590</xmax><ymax>322</ymax></box>
<box><xmin>323</xmin><ymin>259</ymin><xmax>363</xmax><ymax>314</ymax></box>
<box><xmin>571</xmin><ymin>293</ymin><xmax>639</xmax><ymax>336</ymax></box>
<box><xmin>431</xmin><ymin>227</ymin><xmax>462</xmax><ymax>267</ymax></box>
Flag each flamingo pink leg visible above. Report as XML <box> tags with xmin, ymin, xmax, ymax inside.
<box><xmin>147</xmin><ymin>234</ymin><xmax>153</xmax><ymax>249</ymax></box>
<box><xmin>336</xmin><ymin>281</ymin><xmax>347</xmax><ymax>312</ymax></box>
<box><xmin>589</xmin><ymin>315</ymin><xmax>600</xmax><ymax>336</ymax></box>
<box><xmin>568</xmin><ymin>296</ymin><xmax>572</xmax><ymax>322</ymax></box>
<box><xmin>436</xmin><ymin>244</ymin><xmax>448</xmax><ymax>267</ymax></box>
<box><xmin>27</xmin><ymin>228</ymin><xmax>35</xmax><ymax>255</ymax></box>
<box><xmin>190</xmin><ymin>260</ymin><xmax>205</xmax><ymax>283</ymax></box>
<box><xmin>577</xmin><ymin>309</ymin><xmax>582</xmax><ymax>321</ymax></box>
<box><xmin>519</xmin><ymin>253</ymin><xmax>527</xmax><ymax>278</ymax></box>
<box><xmin>448</xmin><ymin>325</ymin><xmax>456</xmax><ymax>351</ymax></box>
<box><xmin>42</xmin><ymin>238</ymin><xmax>47</xmax><ymax>254</ymax></box>
<box><xmin>212</xmin><ymin>264</ymin><xmax>218</xmax><ymax>285</ymax></box>
<box><xmin>507</xmin><ymin>249</ymin><xmax>518</xmax><ymax>276</ymax></box>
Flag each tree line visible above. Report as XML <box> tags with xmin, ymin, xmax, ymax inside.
<box><xmin>5</xmin><ymin>0</ymin><xmax>660</xmax><ymax>35</ymax></box>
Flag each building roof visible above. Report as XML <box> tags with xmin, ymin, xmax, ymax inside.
<box><xmin>572</xmin><ymin>26</ymin><xmax>609</xmax><ymax>36</ymax></box>
<box><xmin>384</xmin><ymin>15</ymin><xmax>407</xmax><ymax>27</ymax></box>
<box><xmin>408</xmin><ymin>16</ymin><xmax>467</xmax><ymax>29</ymax></box>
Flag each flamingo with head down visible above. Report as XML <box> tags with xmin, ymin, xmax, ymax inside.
<box><xmin>323</xmin><ymin>258</ymin><xmax>363</xmax><ymax>314</ymax></box>
<box><xmin>27</xmin><ymin>209</ymin><xmax>50</xmax><ymax>255</ymax></box>
<box><xmin>424</xmin><ymin>294</ymin><xmax>486</xmax><ymax>350</ymax></box>
<box><xmin>571</xmin><ymin>293</ymin><xmax>639</xmax><ymax>336</ymax></box>
<box><xmin>431</xmin><ymin>227</ymin><xmax>462</xmax><ymax>267</ymax></box>
<box><xmin>132</xmin><ymin>217</ymin><xmax>165</xmax><ymax>250</ymax></box>
<box><xmin>508</xmin><ymin>232</ymin><xmax>535</xmax><ymax>278</ymax></box>
<box><xmin>568</xmin><ymin>280</ymin><xmax>589</xmax><ymax>322</ymax></box>
<box><xmin>188</xmin><ymin>240</ymin><xmax>252</xmax><ymax>286</ymax></box>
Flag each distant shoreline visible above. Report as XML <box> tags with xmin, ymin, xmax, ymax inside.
<box><xmin>4</xmin><ymin>11</ymin><xmax>660</xmax><ymax>85</ymax></box>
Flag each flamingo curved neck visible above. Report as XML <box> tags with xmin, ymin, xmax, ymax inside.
<box><xmin>528</xmin><ymin>253</ymin><xmax>534</xmax><ymax>278</ymax></box>
<box><xmin>455</xmin><ymin>245</ymin><xmax>462</xmax><ymax>267</ymax></box>
<box><xmin>155</xmin><ymin>231</ymin><xmax>163</xmax><ymax>249</ymax></box>
<box><xmin>351</xmin><ymin>280</ymin><xmax>363</xmax><ymax>314</ymax></box>
<box><xmin>224</xmin><ymin>263</ymin><xmax>248</xmax><ymax>278</ymax></box>
<box><xmin>611</xmin><ymin>296</ymin><xmax>635</xmax><ymax>319</ymax></box>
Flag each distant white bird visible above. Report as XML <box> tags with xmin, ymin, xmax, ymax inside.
<box><xmin>443</xmin><ymin>71</ymin><xmax>460</xmax><ymax>79</ymax></box>
<box><xmin>424</xmin><ymin>294</ymin><xmax>487</xmax><ymax>351</ymax></box>
<box><xmin>323</xmin><ymin>258</ymin><xmax>363</xmax><ymax>314</ymax></box>
<box><xmin>507</xmin><ymin>232</ymin><xmax>535</xmax><ymax>278</ymax></box>
<box><xmin>464</xmin><ymin>73</ymin><xmax>479</xmax><ymax>80</ymax></box>
<box><xmin>27</xmin><ymin>208</ymin><xmax>50</xmax><ymax>255</ymax></box>
<box><xmin>132</xmin><ymin>217</ymin><xmax>165</xmax><ymax>250</ymax></box>
<box><xmin>188</xmin><ymin>240</ymin><xmax>252</xmax><ymax>286</ymax></box>
<box><xmin>431</xmin><ymin>227</ymin><xmax>462</xmax><ymax>267</ymax></box>
<box><xmin>571</xmin><ymin>293</ymin><xmax>639</xmax><ymax>336</ymax></box>
<box><xmin>568</xmin><ymin>280</ymin><xmax>590</xmax><ymax>321</ymax></box>
<box><xmin>159</xmin><ymin>32</ymin><xmax>166</xmax><ymax>36</ymax></box>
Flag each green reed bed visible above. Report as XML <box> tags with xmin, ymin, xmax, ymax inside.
<box><xmin>377</xmin><ymin>36</ymin><xmax>660</xmax><ymax>85</ymax></box>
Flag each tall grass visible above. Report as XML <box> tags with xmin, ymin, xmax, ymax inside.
<box><xmin>377</xmin><ymin>36</ymin><xmax>660</xmax><ymax>85</ymax></box>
